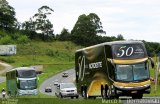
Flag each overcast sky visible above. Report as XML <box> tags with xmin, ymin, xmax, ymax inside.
<box><xmin>7</xmin><ymin>0</ymin><xmax>160</xmax><ymax>42</ymax></box>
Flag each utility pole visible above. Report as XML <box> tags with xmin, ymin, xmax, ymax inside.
<box><xmin>155</xmin><ymin>52</ymin><xmax>160</xmax><ymax>91</ymax></box>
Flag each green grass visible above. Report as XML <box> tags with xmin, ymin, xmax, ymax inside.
<box><xmin>144</xmin><ymin>66</ymin><xmax>160</xmax><ymax>97</ymax></box>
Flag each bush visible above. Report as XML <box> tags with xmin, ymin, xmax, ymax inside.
<box><xmin>0</xmin><ymin>35</ymin><xmax>13</xmax><ymax>44</ymax></box>
<box><xmin>17</xmin><ymin>35</ymin><xmax>30</xmax><ymax>44</ymax></box>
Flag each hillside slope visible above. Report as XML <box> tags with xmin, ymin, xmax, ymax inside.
<box><xmin>0</xmin><ymin>41</ymin><xmax>82</xmax><ymax>67</ymax></box>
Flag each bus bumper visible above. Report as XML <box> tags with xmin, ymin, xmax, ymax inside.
<box><xmin>114</xmin><ymin>84</ymin><xmax>150</xmax><ymax>96</ymax></box>
<box><xmin>18</xmin><ymin>89</ymin><xmax>38</xmax><ymax>95</ymax></box>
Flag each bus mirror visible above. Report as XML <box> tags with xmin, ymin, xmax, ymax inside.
<box><xmin>149</xmin><ymin>57</ymin><xmax>154</xmax><ymax>68</ymax></box>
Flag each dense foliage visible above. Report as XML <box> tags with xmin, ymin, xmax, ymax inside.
<box><xmin>71</xmin><ymin>13</ymin><xmax>106</xmax><ymax>46</ymax></box>
<box><xmin>0</xmin><ymin>0</ymin><xmax>159</xmax><ymax>56</ymax></box>
<box><xmin>0</xmin><ymin>0</ymin><xmax>17</xmax><ymax>31</ymax></box>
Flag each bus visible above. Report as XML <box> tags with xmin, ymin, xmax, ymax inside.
<box><xmin>75</xmin><ymin>41</ymin><xmax>154</xmax><ymax>99</ymax></box>
<box><xmin>6</xmin><ymin>67</ymin><xmax>38</xmax><ymax>96</ymax></box>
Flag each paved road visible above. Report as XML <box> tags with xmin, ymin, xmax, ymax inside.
<box><xmin>39</xmin><ymin>68</ymin><xmax>75</xmax><ymax>96</ymax></box>
<box><xmin>0</xmin><ymin>62</ymin><xmax>13</xmax><ymax>83</ymax></box>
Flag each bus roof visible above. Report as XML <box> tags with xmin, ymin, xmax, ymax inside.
<box><xmin>76</xmin><ymin>40</ymin><xmax>143</xmax><ymax>52</ymax></box>
<box><xmin>7</xmin><ymin>67</ymin><xmax>35</xmax><ymax>72</ymax></box>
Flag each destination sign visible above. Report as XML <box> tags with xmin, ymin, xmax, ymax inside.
<box><xmin>112</xmin><ymin>44</ymin><xmax>147</xmax><ymax>59</ymax></box>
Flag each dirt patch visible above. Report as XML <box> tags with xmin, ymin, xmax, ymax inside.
<box><xmin>30</xmin><ymin>65</ymin><xmax>43</xmax><ymax>74</ymax></box>
<box><xmin>0</xmin><ymin>61</ymin><xmax>13</xmax><ymax>76</ymax></box>
<box><xmin>0</xmin><ymin>65</ymin><xmax>5</xmax><ymax>71</ymax></box>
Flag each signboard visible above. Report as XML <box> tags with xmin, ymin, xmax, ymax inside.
<box><xmin>0</xmin><ymin>45</ymin><xmax>16</xmax><ymax>55</ymax></box>
<box><xmin>112</xmin><ymin>44</ymin><xmax>147</xmax><ymax>59</ymax></box>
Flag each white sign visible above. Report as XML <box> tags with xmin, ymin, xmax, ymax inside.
<box><xmin>89</xmin><ymin>62</ymin><xmax>102</xmax><ymax>69</ymax></box>
<box><xmin>0</xmin><ymin>45</ymin><xmax>16</xmax><ymax>55</ymax></box>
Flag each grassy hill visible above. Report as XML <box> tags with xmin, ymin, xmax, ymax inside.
<box><xmin>0</xmin><ymin>41</ymin><xmax>82</xmax><ymax>67</ymax></box>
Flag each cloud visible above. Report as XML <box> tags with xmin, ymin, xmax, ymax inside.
<box><xmin>7</xmin><ymin>0</ymin><xmax>160</xmax><ymax>42</ymax></box>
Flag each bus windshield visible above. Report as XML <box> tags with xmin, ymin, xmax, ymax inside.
<box><xmin>18</xmin><ymin>70</ymin><xmax>36</xmax><ymax>78</ymax></box>
<box><xmin>115</xmin><ymin>63</ymin><xmax>149</xmax><ymax>82</ymax></box>
<box><xmin>19</xmin><ymin>79</ymin><xmax>37</xmax><ymax>90</ymax></box>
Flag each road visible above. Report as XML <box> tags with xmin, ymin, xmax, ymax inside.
<box><xmin>0</xmin><ymin>62</ymin><xmax>13</xmax><ymax>83</ymax></box>
<box><xmin>39</xmin><ymin>68</ymin><xmax>75</xmax><ymax>96</ymax></box>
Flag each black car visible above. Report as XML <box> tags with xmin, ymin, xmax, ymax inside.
<box><xmin>45</xmin><ymin>87</ymin><xmax>52</xmax><ymax>93</ymax></box>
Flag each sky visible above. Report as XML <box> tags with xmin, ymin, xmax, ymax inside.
<box><xmin>7</xmin><ymin>0</ymin><xmax>160</xmax><ymax>42</ymax></box>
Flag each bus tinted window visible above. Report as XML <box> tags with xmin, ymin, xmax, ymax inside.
<box><xmin>112</xmin><ymin>44</ymin><xmax>147</xmax><ymax>59</ymax></box>
<box><xmin>20</xmin><ymin>79</ymin><xmax>37</xmax><ymax>90</ymax></box>
<box><xmin>17</xmin><ymin>70</ymin><xmax>36</xmax><ymax>78</ymax></box>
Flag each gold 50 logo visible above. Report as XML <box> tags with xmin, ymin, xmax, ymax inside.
<box><xmin>117</xmin><ymin>46</ymin><xmax>134</xmax><ymax>57</ymax></box>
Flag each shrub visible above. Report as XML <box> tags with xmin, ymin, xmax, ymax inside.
<box><xmin>17</xmin><ymin>35</ymin><xmax>30</xmax><ymax>44</ymax></box>
<box><xmin>0</xmin><ymin>35</ymin><xmax>13</xmax><ymax>44</ymax></box>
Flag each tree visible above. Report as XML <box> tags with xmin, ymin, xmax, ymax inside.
<box><xmin>117</xmin><ymin>34</ymin><xmax>124</xmax><ymax>40</ymax></box>
<box><xmin>22</xmin><ymin>18</ymin><xmax>36</xmax><ymax>31</ymax></box>
<box><xmin>0</xmin><ymin>0</ymin><xmax>17</xmax><ymax>31</ymax></box>
<box><xmin>143</xmin><ymin>40</ymin><xmax>160</xmax><ymax>56</ymax></box>
<box><xmin>58</xmin><ymin>28</ymin><xmax>71</xmax><ymax>41</ymax></box>
<box><xmin>21</xmin><ymin>18</ymin><xmax>38</xmax><ymax>39</ymax></box>
<box><xmin>33</xmin><ymin>6</ymin><xmax>54</xmax><ymax>41</ymax></box>
<box><xmin>71</xmin><ymin>13</ymin><xmax>105</xmax><ymax>46</ymax></box>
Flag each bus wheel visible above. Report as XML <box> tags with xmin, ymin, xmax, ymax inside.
<box><xmin>105</xmin><ymin>84</ymin><xmax>109</xmax><ymax>98</ymax></box>
<box><xmin>82</xmin><ymin>85</ymin><xmax>87</xmax><ymax>99</ymax></box>
<box><xmin>81</xmin><ymin>85</ymin><xmax>84</xmax><ymax>97</ymax></box>
<box><xmin>101</xmin><ymin>84</ymin><xmax>108</xmax><ymax>99</ymax></box>
<box><xmin>101</xmin><ymin>85</ymin><xmax>105</xmax><ymax>98</ymax></box>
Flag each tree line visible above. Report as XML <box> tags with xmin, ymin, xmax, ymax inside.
<box><xmin>0</xmin><ymin>0</ymin><xmax>159</xmax><ymax>56</ymax></box>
